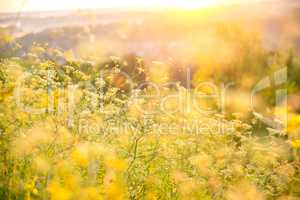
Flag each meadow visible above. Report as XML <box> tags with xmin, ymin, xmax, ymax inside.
<box><xmin>0</xmin><ymin>4</ymin><xmax>300</xmax><ymax>200</ymax></box>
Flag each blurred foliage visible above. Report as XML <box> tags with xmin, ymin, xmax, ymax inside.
<box><xmin>0</xmin><ymin>21</ymin><xmax>299</xmax><ymax>200</ymax></box>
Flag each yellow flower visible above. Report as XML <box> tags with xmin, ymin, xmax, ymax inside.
<box><xmin>80</xmin><ymin>187</ymin><xmax>102</xmax><ymax>200</ymax></box>
<box><xmin>145</xmin><ymin>192</ymin><xmax>157</xmax><ymax>200</ymax></box>
<box><xmin>105</xmin><ymin>181</ymin><xmax>127</xmax><ymax>200</ymax></box>
<box><xmin>70</xmin><ymin>148</ymin><xmax>89</xmax><ymax>167</ymax></box>
<box><xmin>290</xmin><ymin>140</ymin><xmax>300</xmax><ymax>149</ymax></box>
<box><xmin>288</xmin><ymin>115</ymin><xmax>300</xmax><ymax>133</ymax></box>
<box><xmin>64</xmin><ymin>174</ymin><xmax>81</xmax><ymax>190</ymax></box>
<box><xmin>105</xmin><ymin>158</ymin><xmax>127</xmax><ymax>172</ymax></box>
<box><xmin>32</xmin><ymin>188</ymin><xmax>38</xmax><ymax>195</ymax></box>
<box><xmin>47</xmin><ymin>181</ymin><xmax>71</xmax><ymax>200</ymax></box>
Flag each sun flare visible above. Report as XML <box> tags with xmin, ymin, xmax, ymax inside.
<box><xmin>172</xmin><ymin>0</ymin><xmax>222</xmax><ymax>9</ymax></box>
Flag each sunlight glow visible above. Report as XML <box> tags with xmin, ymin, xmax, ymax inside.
<box><xmin>20</xmin><ymin>0</ymin><xmax>223</xmax><ymax>12</ymax></box>
<box><xmin>172</xmin><ymin>0</ymin><xmax>221</xmax><ymax>9</ymax></box>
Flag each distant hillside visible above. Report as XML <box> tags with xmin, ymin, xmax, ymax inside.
<box><xmin>0</xmin><ymin>2</ymin><xmax>299</xmax><ymax>60</ymax></box>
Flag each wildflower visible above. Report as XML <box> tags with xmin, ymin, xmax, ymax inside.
<box><xmin>288</xmin><ymin>115</ymin><xmax>300</xmax><ymax>134</ymax></box>
<box><xmin>71</xmin><ymin>147</ymin><xmax>89</xmax><ymax>167</ymax></box>
<box><xmin>189</xmin><ymin>153</ymin><xmax>212</xmax><ymax>170</ymax></box>
<box><xmin>47</xmin><ymin>181</ymin><xmax>71</xmax><ymax>200</ymax></box>
<box><xmin>80</xmin><ymin>187</ymin><xmax>102</xmax><ymax>200</ymax></box>
<box><xmin>105</xmin><ymin>158</ymin><xmax>127</xmax><ymax>172</ymax></box>
<box><xmin>145</xmin><ymin>192</ymin><xmax>157</xmax><ymax>200</ymax></box>
<box><xmin>290</xmin><ymin>140</ymin><xmax>300</xmax><ymax>149</ymax></box>
<box><xmin>105</xmin><ymin>181</ymin><xmax>127</xmax><ymax>200</ymax></box>
<box><xmin>33</xmin><ymin>156</ymin><xmax>50</xmax><ymax>173</ymax></box>
<box><xmin>32</xmin><ymin>188</ymin><xmax>38</xmax><ymax>195</ymax></box>
<box><xmin>12</xmin><ymin>126</ymin><xmax>54</xmax><ymax>156</ymax></box>
<box><xmin>178</xmin><ymin>180</ymin><xmax>198</xmax><ymax>196</ymax></box>
<box><xmin>226</xmin><ymin>182</ymin><xmax>264</xmax><ymax>200</ymax></box>
<box><xmin>171</xmin><ymin>171</ymin><xmax>189</xmax><ymax>183</ymax></box>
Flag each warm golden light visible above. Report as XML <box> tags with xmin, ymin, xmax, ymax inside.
<box><xmin>171</xmin><ymin>0</ymin><xmax>221</xmax><ymax>9</ymax></box>
<box><xmin>17</xmin><ymin>0</ymin><xmax>223</xmax><ymax>12</ymax></box>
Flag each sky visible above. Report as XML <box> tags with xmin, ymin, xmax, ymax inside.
<box><xmin>0</xmin><ymin>0</ymin><xmax>221</xmax><ymax>12</ymax></box>
<box><xmin>0</xmin><ymin>0</ymin><xmax>286</xmax><ymax>13</ymax></box>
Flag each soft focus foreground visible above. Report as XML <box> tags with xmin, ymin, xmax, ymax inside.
<box><xmin>0</xmin><ymin>3</ymin><xmax>300</xmax><ymax>200</ymax></box>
